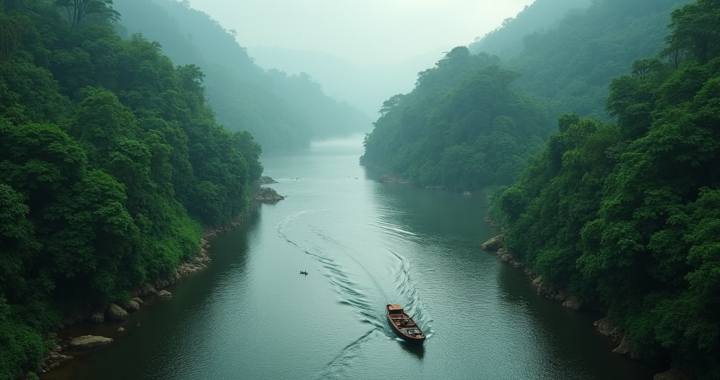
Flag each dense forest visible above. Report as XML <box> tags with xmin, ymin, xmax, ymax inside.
<box><xmin>491</xmin><ymin>0</ymin><xmax>720</xmax><ymax>378</ymax></box>
<box><xmin>363</xmin><ymin>0</ymin><xmax>692</xmax><ymax>190</ymax></box>
<box><xmin>360</xmin><ymin>48</ymin><xmax>555</xmax><ymax>191</ymax></box>
<box><xmin>363</xmin><ymin>0</ymin><xmax>720</xmax><ymax>377</ymax></box>
<box><xmin>467</xmin><ymin>0</ymin><xmax>591</xmax><ymax>60</ymax></box>
<box><xmin>508</xmin><ymin>0</ymin><xmax>694</xmax><ymax>118</ymax></box>
<box><xmin>113</xmin><ymin>0</ymin><xmax>372</xmax><ymax>152</ymax></box>
<box><xmin>0</xmin><ymin>0</ymin><xmax>262</xmax><ymax>378</ymax></box>
<box><xmin>471</xmin><ymin>0</ymin><xmax>692</xmax><ymax>119</ymax></box>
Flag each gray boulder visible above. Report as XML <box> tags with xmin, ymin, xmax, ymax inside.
<box><xmin>69</xmin><ymin>335</ymin><xmax>113</xmax><ymax>350</ymax></box>
<box><xmin>612</xmin><ymin>334</ymin><xmax>631</xmax><ymax>355</ymax></box>
<box><xmin>254</xmin><ymin>187</ymin><xmax>285</xmax><ymax>203</ymax></box>
<box><xmin>125</xmin><ymin>300</ymin><xmax>140</xmax><ymax>312</ymax></box>
<box><xmin>130</xmin><ymin>297</ymin><xmax>144</xmax><ymax>305</ymax></box>
<box><xmin>654</xmin><ymin>369</ymin><xmax>690</xmax><ymax>380</ymax></box>
<box><xmin>89</xmin><ymin>312</ymin><xmax>104</xmax><ymax>323</ymax></box>
<box><xmin>138</xmin><ymin>283</ymin><xmax>157</xmax><ymax>296</ymax></box>
<box><xmin>481</xmin><ymin>235</ymin><xmax>504</xmax><ymax>251</ymax></box>
<box><xmin>156</xmin><ymin>290</ymin><xmax>172</xmax><ymax>299</ymax></box>
<box><xmin>594</xmin><ymin>317</ymin><xmax>623</xmax><ymax>343</ymax></box>
<box><xmin>106</xmin><ymin>303</ymin><xmax>128</xmax><ymax>321</ymax></box>
<box><xmin>562</xmin><ymin>296</ymin><xmax>583</xmax><ymax>311</ymax></box>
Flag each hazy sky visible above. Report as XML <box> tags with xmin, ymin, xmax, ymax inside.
<box><xmin>187</xmin><ymin>0</ymin><xmax>535</xmax><ymax>65</ymax></box>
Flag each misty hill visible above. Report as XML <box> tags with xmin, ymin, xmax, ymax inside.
<box><xmin>468</xmin><ymin>0</ymin><xmax>592</xmax><ymax>60</ymax></box>
<box><xmin>363</xmin><ymin>0</ymin><xmax>692</xmax><ymax>190</ymax></box>
<box><xmin>114</xmin><ymin>0</ymin><xmax>372</xmax><ymax>152</ymax></box>
<box><xmin>472</xmin><ymin>0</ymin><xmax>692</xmax><ymax>119</ymax></box>
<box><xmin>248</xmin><ymin>46</ymin><xmax>449</xmax><ymax>116</ymax></box>
<box><xmin>361</xmin><ymin>47</ymin><xmax>555</xmax><ymax>191</ymax></box>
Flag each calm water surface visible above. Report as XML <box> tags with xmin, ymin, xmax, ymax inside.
<box><xmin>45</xmin><ymin>136</ymin><xmax>658</xmax><ymax>380</ymax></box>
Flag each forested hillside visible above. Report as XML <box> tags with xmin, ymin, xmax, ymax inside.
<box><xmin>114</xmin><ymin>0</ymin><xmax>371</xmax><ymax>152</ymax></box>
<box><xmin>0</xmin><ymin>0</ymin><xmax>260</xmax><ymax>378</ymax></box>
<box><xmin>467</xmin><ymin>0</ymin><xmax>591</xmax><ymax>60</ymax></box>
<box><xmin>361</xmin><ymin>47</ymin><xmax>554</xmax><ymax>191</ymax></box>
<box><xmin>505</xmin><ymin>0</ymin><xmax>692</xmax><ymax>118</ymax></box>
<box><xmin>494</xmin><ymin>0</ymin><xmax>720</xmax><ymax>378</ymax></box>
<box><xmin>363</xmin><ymin>0</ymin><xmax>693</xmax><ymax>193</ymax></box>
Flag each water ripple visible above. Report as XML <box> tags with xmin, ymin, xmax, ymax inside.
<box><xmin>275</xmin><ymin>210</ymin><xmax>434</xmax><ymax>369</ymax></box>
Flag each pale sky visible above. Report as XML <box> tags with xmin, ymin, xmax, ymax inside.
<box><xmin>187</xmin><ymin>0</ymin><xmax>535</xmax><ymax>65</ymax></box>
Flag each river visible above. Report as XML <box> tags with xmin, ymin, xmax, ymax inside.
<box><xmin>44</xmin><ymin>135</ymin><xmax>659</xmax><ymax>380</ymax></box>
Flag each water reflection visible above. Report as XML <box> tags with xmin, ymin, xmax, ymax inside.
<box><xmin>398</xmin><ymin>340</ymin><xmax>425</xmax><ymax>360</ymax></box>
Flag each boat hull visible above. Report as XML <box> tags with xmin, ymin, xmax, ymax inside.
<box><xmin>386</xmin><ymin>304</ymin><xmax>425</xmax><ymax>345</ymax></box>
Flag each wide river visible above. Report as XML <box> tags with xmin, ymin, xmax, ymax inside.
<box><xmin>46</xmin><ymin>136</ymin><xmax>659</xmax><ymax>380</ymax></box>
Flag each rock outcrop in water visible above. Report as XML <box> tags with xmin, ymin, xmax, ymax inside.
<box><xmin>125</xmin><ymin>300</ymin><xmax>140</xmax><ymax>312</ymax></box>
<box><xmin>258</xmin><ymin>176</ymin><xmax>278</xmax><ymax>184</ymax></box>
<box><xmin>157</xmin><ymin>290</ymin><xmax>172</xmax><ymax>299</ymax></box>
<box><xmin>481</xmin><ymin>235</ymin><xmax>504</xmax><ymax>251</ymax></box>
<box><xmin>106</xmin><ymin>303</ymin><xmax>128</xmax><ymax>321</ymax></box>
<box><xmin>69</xmin><ymin>336</ymin><xmax>113</xmax><ymax>350</ymax></box>
<box><xmin>253</xmin><ymin>176</ymin><xmax>285</xmax><ymax>203</ymax></box>
<box><xmin>653</xmin><ymin>369</ymin><xmax>691</xmax><ymax>380</ymax></box>
<box><xmin>254</xmin><ymin>186</ymin><xmax>285</xmax><ymax>202</ymax></box>
<box><xmin>39</xmin><ymin>345</ymin><xmax>73</xmax><ymax>373</ymax></box>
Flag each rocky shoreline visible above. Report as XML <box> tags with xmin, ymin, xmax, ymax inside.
<box><xmin>480</xmin><ymin>234</ymin><xmax>690</xmax><ymax>380</ymax></box>
<box><xmin>38</xmin><ymin>178</ymin><xmax>285</xmax><ymax>376</ymax></box>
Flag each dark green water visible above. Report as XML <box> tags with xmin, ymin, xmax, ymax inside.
<box><xmin>45</xmin><ymin>136</ymin><xmax>658</xmax><ymax>380</ymax></box>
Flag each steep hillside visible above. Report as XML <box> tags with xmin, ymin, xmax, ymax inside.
<box><xmin>114</xmin><ymin>0</ymin><xmax>371</xmax><ymax>152</ymax></box>
<box><xmin>0</xmin><ymin>0</ymin><xmax>261</xmax><ymax>377</ymax></box>
<box><xmin>468</xmin><ymin>0</ymin><xmax>592</xmax><ymax>60</ymax></box>
<box><xmin>361</xmin><ymin>48</ymin><xmax>554</xmax><ymax>191</ymax></box>
<box><xmin>506</xmin><ymin>0</ymin><xmax>692</xmax><ymax>118</ymax></box>
<box><xmin>494</xmin><ymin>1</ymin><xmax>720</xmax><ymax>378</ymax></box>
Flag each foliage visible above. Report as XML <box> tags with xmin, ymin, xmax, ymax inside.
<box><xmin>54</xmin><ymin>0</ymin><xmax>120</xmax><ymax>27</ymax></box>
<box><xmin>361</xmin><ymin>47</ymin><xmax>554</xmax><ymax>191</ymax></box>
<box><xmin>468</xmin><ymin>0</ymin><xmax>592</xmax><ymax>60</ymax></box>
<box><xmin>497</xmin><ymin>0</ymin><xmax>693</xmax><ymax>119</ymax></box>
<box><xmin>494</xmin><ymin>1</ymin><xmax>720</xmax><ymax>377</ymax></box>
<box><xmin>112</xmin><ymin>0</ymin><xmax>371</xmax><ymax>152</ymax></box>
<box><xmin>0</xmin><ymin>0</ymin><xmax>259</xmax><ymax>377</ymax></box>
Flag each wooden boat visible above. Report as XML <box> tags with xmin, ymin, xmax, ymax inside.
<box><xmin>386</xmin><ymin>304</ymin><xmax>425</xmax><ymax>344</ymax></box>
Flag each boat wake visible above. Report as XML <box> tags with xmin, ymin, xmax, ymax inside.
<box><xmin>276</xmin><ymin>210</ymin><xmax>433</xmax><ymax>375</ymax></box>
<box><xmin>385</xmin><ymin>247</ymin><xmax>434</xmax><ymax>339</ymax></box>
<box><xmin>318</xmin><ymin>329</ymin><xmax>379</xmax><ymax>379</ymax></box>
<box><xmin>276</xmin><ymin>212</ymin><xmax>385</xmax><ymax>329</ymax></box>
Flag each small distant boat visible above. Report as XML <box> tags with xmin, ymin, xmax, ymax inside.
<box><xmin>386</xmin><ymin>304</ymin><xmax>425</xmax><ymax>344</ymax></box>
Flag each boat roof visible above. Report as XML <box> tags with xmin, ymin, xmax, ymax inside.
<box><xmin>388</xmin><ymin>304</ymin><xmax>404</xmax><ymax>310</ymax></box>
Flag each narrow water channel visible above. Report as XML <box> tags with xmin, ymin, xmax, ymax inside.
<box><xmin>44</xmin><ymin>135</ymin><xmax>659</xmax><ymax>380</ymax></box>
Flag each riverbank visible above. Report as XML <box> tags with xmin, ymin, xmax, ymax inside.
<box><xmin>37</xmin><ymin>217</ymin><xmax>241</xmax><ymax>375</ymax></box>
<box><xmin>37</xmin><ymin>179</ymin><xmax>285</xmax><ymax>377</ymax></box>
<box><xmin>480</xmin><ymin>234</ymin><xmax>689</xmax><ymax>380</ymax></box>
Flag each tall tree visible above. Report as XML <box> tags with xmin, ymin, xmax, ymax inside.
<box><xmin>54</xmin><ymin>0</ymin><xmax>119</xmax><ymax>27</ymax></box>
